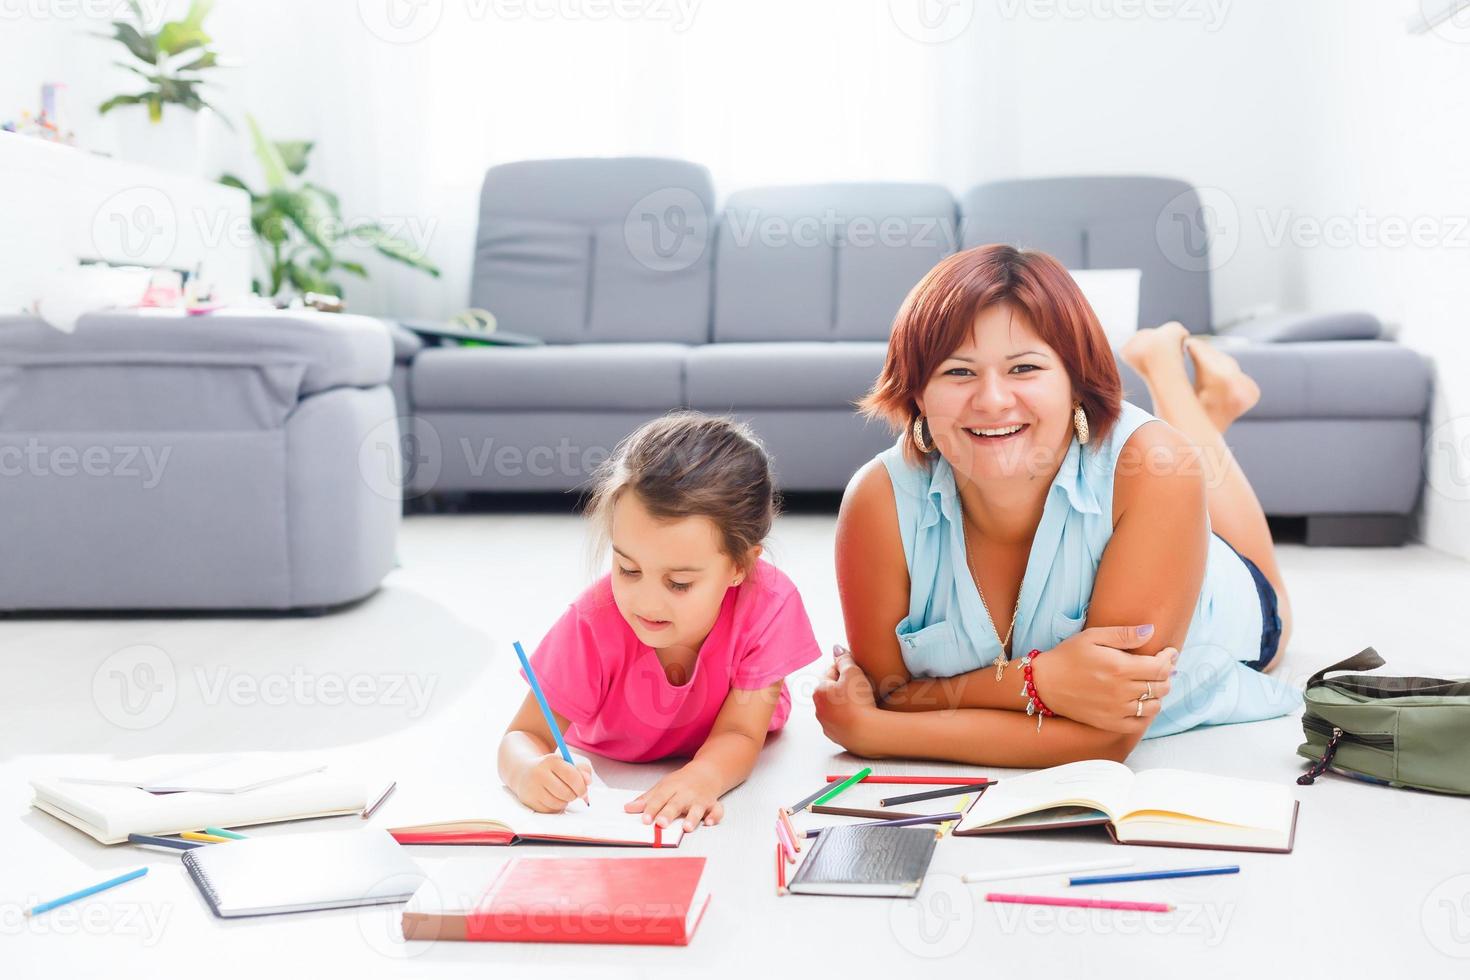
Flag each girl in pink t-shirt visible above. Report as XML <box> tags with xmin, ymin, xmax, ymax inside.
<box><xmin>496</xmin><ymin>413</ymin><xmax>822</xmax><ymax>833</ymax></box>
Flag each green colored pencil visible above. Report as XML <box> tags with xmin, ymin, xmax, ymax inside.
<box><xmin>811</xmin><ymin>767</ymin><xmax>872</xmax><ymax>808</ymax></box>
<box><xmin>203</xmin><ymin>826</ymin><xmax>247</xmax><ymax>840</ymax></box>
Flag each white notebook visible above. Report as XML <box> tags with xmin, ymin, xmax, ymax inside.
<box><xmin>58</xmin><ymin>755</ymin><xmax>327</xmax><ymax>794</ymax></box>
<box><xmin>380</xmin><ymin>783</ymin><xmax>686</xmax><ymax>848</ymax></box>
<box><xmin>183</xmin><ymin>830</ymin><xmax>425</xmax><ymax>918</ymax></box>
<box><xmin>31</xmin><ymin>770</ymin><xmax>368</xmax><ymax>844</ymax></box>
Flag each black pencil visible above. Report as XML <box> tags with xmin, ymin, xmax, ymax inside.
<box><xmin>787</xmin><ymin>780</ymin><xmax>835</xmax><ymax>813</ymax></box>
<box><xmin>879</xmin><ymin>780</ymin><xmax>995</xmax><ymax>808</ymax></box>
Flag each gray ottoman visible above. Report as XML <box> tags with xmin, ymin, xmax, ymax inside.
<box><xmin>0</xmin><ymin>309</ymin><xmax>400</xmax><ymax>611</ymax></box>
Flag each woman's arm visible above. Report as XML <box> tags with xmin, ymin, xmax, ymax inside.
<box><xmin>834</xmin><ymin>460</ymin><xmax>1022</xmax><ymax>711</ymax></box>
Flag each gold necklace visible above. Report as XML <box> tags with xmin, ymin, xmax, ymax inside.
<box><xmin>962</xmin><ymin>509</ymin><xmax>1022</xmax><ymax>681</ymax></box>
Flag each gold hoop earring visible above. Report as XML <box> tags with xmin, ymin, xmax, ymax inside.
<box><xmin>1073</xmin><ymin>404</ymin><xmax>1090</xmax><ymax>446</ymax></box>
<box><xmin>912</xmin><ymin>415</ymin><xmax>934</xmax><ymax>454</ymax></box>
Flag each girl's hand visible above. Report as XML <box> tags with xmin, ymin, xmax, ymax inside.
<box><xmin>624</xmin><ymin>763</ymin><xmax>725</xmax><ymax>832</ymax></box>
<box><xmin>813</xmin><ymin>647</ymin><xmax>884</xmax><ymax>756</ymax></box>
<box><xmin>1030</xmin><ymin>625</ymin><xmax>1176</xmax><ymax>735</ymax></box>
<box><xmin>511</xmin><ymin>752</ymin><xmax>596</xmax><ymax>813</ymax></box>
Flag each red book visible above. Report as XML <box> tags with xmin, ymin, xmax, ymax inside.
<box><xmin>401</xmin><ymin>856</ymin><xmax>711</xmax><ymax>946</ymax></box>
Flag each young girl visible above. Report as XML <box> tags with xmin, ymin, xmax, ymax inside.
<box><xmin>497</xmin><ymin>412</ymin><xmax>821</xmax><ymax>832</ymax></box>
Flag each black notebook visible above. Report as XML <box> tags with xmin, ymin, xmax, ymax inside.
<box><xmin>787</xmin><ymin>826</ymin><xmax>937</xmax><ymax>898</ymax></box>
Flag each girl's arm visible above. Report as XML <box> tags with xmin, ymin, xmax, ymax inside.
<box><xmin>624</xmin><ymin>681</ymin><xmax>782</xmax><ymax>831</ymax></box>
<box><xmin>497</xmin><ymin>692</ymin><xmax>595</xmax><ymax>812</ymax></box>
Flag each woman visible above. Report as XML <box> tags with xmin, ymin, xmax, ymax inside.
<box><xmin>814</xmin><ymin>245</ymin><xmax>1298</xmax><ymax>767</ymax></box>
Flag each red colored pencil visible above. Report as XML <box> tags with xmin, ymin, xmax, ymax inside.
<box><xmin>823</xmin><ymin>775</ymin><xmax>991</xmax><ymax>785</ymax></box>
<box><xmin>985</xmin><ymin>893</ymin><xmax>1172</xmax><ymax>913</ymax></box>
<box><xmin>775</xmin><ymin>842</ymin><xmax>787</xmax><ymax>895</ymax></box>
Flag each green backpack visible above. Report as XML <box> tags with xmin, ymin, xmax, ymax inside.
<box><xmin>1297</xmin><ymin>647</ymin><xmax>1470</xmax><ymax>795</ymax></box>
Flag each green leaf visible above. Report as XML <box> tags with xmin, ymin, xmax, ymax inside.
<box><xmin>285</xmin><ymin>261</ymin><xmax>340</xmax><ymax>297</ymax></box>
<box><xmin>302</xmin><ymin>181</ymin><xmax>340</xmax><ymax>216</ymax></box>
<box><xmin>246</xmin><ymin>114</ymin><xmax>290</xmax><ymax>191</ymax></box>
<box><xmin>97</xmin><ymin>93</ymin><xmax>147</xmax><ymax>116</ymax></box>
<box><xmin>275</xmin><ymin>188</ymin><xmax>340</xmax><ymax>255</ymax></box>
<box><xmin>183</xmin><ymin>0</ymin><xmax>216</xmax><ymax>30</ymax></box>
<box><xmin>156</xmin><ymin>23</ymin><xmax>210</xmax><ymax>57</ymax></box>
<box><xmin>352</xmin><ymin>223</ymin><xmax>441</xmax><ymax>276</ymax></box>
<box><xmin>218</xmin><ymin>173</ymin><xmax>253</xmax><ymax>194</ymax></box>
<box><xmin>174</xmin><ymin>49</ymin><xmax>219</xmax><ymax>72</ymax></box>
<box><xmin>335</xmin><ymin>260</ymin><xmax>369</xmax><ymax>278</ymax></box>
<box><xmin>274</xmin><ymin>141</ymin><xmax>314</xmax><ymax>177</ymax></box>
<box><xmin>147</xmin><ymin>94</ymin><xmax>162</xmax><ymax>123</ymax></box>
<box><xmin>108</xmin><ymin>22</ymin><xmax>158</xmax><ymax>64</ymax></box>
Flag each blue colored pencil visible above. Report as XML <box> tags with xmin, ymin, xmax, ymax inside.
<box><xmin>127</xmin><ymin>833</ymin><xmax>201</xmax><ymax>851</ymax></box>
<box><xmin>1068</xmin><ymin>864</ymin><xmax>1240</xmax><ymax>886</ymax></box>
<box><xmin>513</xmin><ymin>640</ymin><xmax>574</xmax><ymax>765</ymax></box>
<box><xmin>26</xmin><ymin>867</ymin><xmax>148</xmax><ymax>917</ymax></box>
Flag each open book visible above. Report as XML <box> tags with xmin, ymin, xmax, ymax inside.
<box><xmin>954</xmin><ymin>760</ymin><xmax>1298</xmax><ymax>853</ymax></box>
<box><xmin>381</xmin><ymin>784</ymin><xmax>685</xmax><ymax>848</ymax></box>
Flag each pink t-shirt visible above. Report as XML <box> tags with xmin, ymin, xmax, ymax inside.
<box><xmin>525</xmin><ymin>560</ymin><xmax>821</xmax><ymax>763</ymax></box>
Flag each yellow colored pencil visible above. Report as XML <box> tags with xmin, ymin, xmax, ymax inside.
<box><xmin>180</xmin><ymin>832</ymin><xmax>232</xmax><ymax>844</ymax></box>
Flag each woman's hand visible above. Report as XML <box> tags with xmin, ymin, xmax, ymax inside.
<box><xmin>624</xmin><ymin>762</ymin><xmax>726</xmax><ymax>832</ymax></box>
<box><xmin>1029</xmin><ymin>625</ymin><xmax>1176</xmax><ymax>735</ymax></box>
<box><xmin>813</xmin><ymin>646</ymin><xmax>887</xmax><ymax>757</ymax></box>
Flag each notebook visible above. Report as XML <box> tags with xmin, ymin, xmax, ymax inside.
<box><xmin>787</xmin><ymin>826</ymin><xmax>938</xmax><ymax>898</ymax></box>
<box><xmin>30</xmin><ymin>770</ymin><xmax>368</xmax><ymax>844</ymax></box>
<box><xmin>953</xmin><ymin>760</ymin><xmax>1299</xmax><ymax>853</ymax></box>
<box><xmin>1068</xmin><ymin>268</ymin><xmax>1142</xmax><ymax>348</ymax></box>
<box><xmin>401</xmin><ymin>856</ymin><xmax>710</xmax><ymax>945</ymax></box>
<box><xmin>183</xmin><ymin>830</ymin><xmax>426</xmax><ymax>918</ymax></box>
<box><xmin>381</xmin><ymin>784</ymin><xmax>686</xmax><ymax>848</ymax></box>
<box><xmin>810</xmin><ymin>781</ymin><xmax>988</xmax><ymax>821</ymax></box>
<box><xmin>58</xmin><ymin>755</ymin><xmax>326</xmax><ymax>794</ymax></box>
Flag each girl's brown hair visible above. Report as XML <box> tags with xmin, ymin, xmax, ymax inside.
<box><xmin>587</xmin><ymin>412</ymin><xmax>777</xmax><ymax>572</ymax></box>
<box><xmin>862</xmin><ymin>244</ymin><xmax>1123</xmax><ymax>463</ymax></box>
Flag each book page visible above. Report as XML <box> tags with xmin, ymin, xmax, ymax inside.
<box><xmin>1123</xmin><ymin>768</ymin><xmax>1295</xmax><ymax>832</ymax></box>
<box><xmin>956</xmin><ymin>760</ymin><xmax>1135</xmax><ymax>832</ymax></box>
<box><xmin>514</xmin><ymin>785</ymin><xmax>686</xmax><ymax>845</ymax></box>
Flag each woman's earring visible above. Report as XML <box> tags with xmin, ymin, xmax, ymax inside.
<box><xmin>912</xmin><ymin>415</ymin><xmax>934</xmax><ymax>454</ymax></box>
<box><xmin>1073</xmin><ymin>404</ymin><xmax>1090</xmax><ymax>446</ymax></box>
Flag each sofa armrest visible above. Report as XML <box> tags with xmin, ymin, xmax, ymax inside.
<box><xmin>1215</xmin><ymin>310</ymin><xmax>1383</xmax><ymax>344</ymax></box>
<box><xmin>0</xmin><ymin>308</ymin><xmax>393</xmax><ymax>396</ymax></box>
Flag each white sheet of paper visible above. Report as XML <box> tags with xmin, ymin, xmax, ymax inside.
<box><xmin>1069</xmin><ymin>268</ymin><xmax>1143</xmax><ymax>348</ymax></box>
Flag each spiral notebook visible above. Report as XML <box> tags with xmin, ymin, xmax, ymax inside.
<box><xmin>182</xmin><ymin>830</ymin><xmax>425</xmax><ymax>918</ymax></box>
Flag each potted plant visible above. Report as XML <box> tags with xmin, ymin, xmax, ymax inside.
<box><xmin>220</xmin><ymin>116</ymin><xmax>441</xmax><ymax>303</ymax></box>
<box><xmin>97</xmin><ymin>0</ymin><xmax>231</xmax><ymax>173</ymax></box>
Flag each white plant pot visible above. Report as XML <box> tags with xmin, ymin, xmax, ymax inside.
<box><xmin>113</xmin><ymin>105</ymin><xmax>225</xmax><ymax>177</ymax></box>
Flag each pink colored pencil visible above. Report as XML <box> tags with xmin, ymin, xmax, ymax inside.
<box><xmin>985</xmin><ymin>892</ymin><xmax>1172</xmax><ymax>913</ymax></box>
<box><xmin>824</xmin><ymin>775</ymin><xmax>991</xmax><ymax>785</ymax></box>
<box><xmin>774</xmin><ymin>816</ymin><xmax>798</xmax><ymax>863</ymax></box>
<box><xmin>776</xmin><ymin>807</ymin><xmax>801</xmax><ymax>852</ymax></box>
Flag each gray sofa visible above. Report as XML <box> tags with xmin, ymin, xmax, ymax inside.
<box><xmin>0</xmin><ymin>310</ymin><xmax>400</xmax><ymax>610</ymax></box>
<box><xmin>398</xmin><ymin>158</ymin><xmax>1430</xmax><ymax>546</ymax></box>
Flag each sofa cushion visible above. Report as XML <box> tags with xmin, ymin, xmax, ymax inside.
<box><xmin>470</xmin><ymin>158</ymin><xmax>714</xmax><ymax>344</ymax></box>
<box><xmin>411</xmin><ymin>344</ymin><xmax>687</xmax><ymax>411</ymax></box>
<box><xmin>686</xmin><ymin>342</ymin><xmax>888</xmax><ymax>410</ymax></box>
<box><xmin>713</xmin><ymin>184</ymin><xmax>957</xmax><ymax>343</ymax></box>
<box><xmin>1117</xmin><ymin>341</ymin><xmax>1431</xmax><ymax>420</ymax></box>
<box><xmin>962</xmin><ymin>176</ymin><xmax>1212</xmax><ymax>335</ymax></box>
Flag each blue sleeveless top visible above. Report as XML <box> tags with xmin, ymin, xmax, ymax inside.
<box><xmin>879</xmin><ymin>400</ymin><xmax>1300</xmax><ymax>738</ymax></box>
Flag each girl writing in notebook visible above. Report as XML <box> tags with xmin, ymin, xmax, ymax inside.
<box><xmin>497</xmin><ymin>413</ymin><xmax>821</xmax><ymax>832</ymax></box>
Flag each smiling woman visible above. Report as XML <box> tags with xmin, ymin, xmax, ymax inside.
<box><xmin>815</xmin><ymin>245</ymin><xmax>1300</xmax><ymax>768</ymax></box>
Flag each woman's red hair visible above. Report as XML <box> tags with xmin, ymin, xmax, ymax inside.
<box><xmin>862</xmin><ymin>244</ymin><xmax>1123</xmax><ymax>463</ymax></box>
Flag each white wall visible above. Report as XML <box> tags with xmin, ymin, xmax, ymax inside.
<box><xmin>4</xmin><ymin>0</ymin><xmax>1468</xmax><ymax>556</ymax></box>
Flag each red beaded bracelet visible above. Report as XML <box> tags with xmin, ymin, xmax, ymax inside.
<box><xmin>1019</xmin><ymin>648</ymin><xmax>1053</xmax><ymax>732</ymax></box>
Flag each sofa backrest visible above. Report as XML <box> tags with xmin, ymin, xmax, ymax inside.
<box><xmin>471</xmin><ymin>157</ymin><xmax>715</xmax><ymax>344</ymax></box>
<box><xmin>711</xmin><ymin>183</ymin><xmax>957</xmax><ymax>342</ymax></box>
<box><xmin>960</xmin><ymin>176</ymin><xmax>1213</xmax><ymax>334</ymax></box>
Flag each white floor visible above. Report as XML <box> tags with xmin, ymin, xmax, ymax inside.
<box><xmin>5</xmin><ymin>511</ymin><xmax>1470</xmax><ymax>978</ymax></box>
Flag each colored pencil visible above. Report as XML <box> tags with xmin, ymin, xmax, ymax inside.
<box><xmin>514</xmin><ymin>640</ymin><xmax>587</xmax><ymax>805</ymax></box>
<box><xmin>811</xmin><ymin>767</ymin><xmax>872</xmax><ymax>808</ymax></box>
<box><xmin>1069</xmin><ymin>865</ymin><xmax>1240</xmax><ymax>886</ymax></box>
<box><xmin>962</xmin><ymin>858</ymin><xmax>1134</xmax><ymax>883</ymax></box>
<box><xmin>126</xmin><ymin>834</ymin><xmax>200</xmax><ymax>851</ymax></box>
<box><xmin>776</xmin><ymin>807</ymin><xmax>801</xmax><ymax>852</ymax></box>
<box><xmin>775</xmin><ymin>817</ymin><xmax>797</xmax><ymax>863</ymax></box>
<box><xmin>788</xmin><ymin>781</ymin><xmax>835</xmax><ymax>813</ymax></box>
<box><xmin>824</xmin><ymin>775</ymin><xmax>990</xmax><ymax>785</ymax></box>
<box><xmin>362</xmin><ymin>780</ymin><xmax>397</xmax><ymax>819</ymax></box>
<box><xmin>202</xmin><ymin>826</ymin><xmax>247</xmax><ymax>840</ymax></box>
<box><xmin>803</xmin><ymin>811</ymin><xmax>963</xmax><ymax>838</ymax></box>
<box><xmin>775</xmin><ymin>842</ymin><xmax>786</xmax><ymax>895</ymax></box>
<box><xmin>26</xmin><ymin>867</ymin><xmax>148</xmax><ymax>917</ymax></box>
<box><xmin>986</xmin><ymin>893</ymin><xmax>1172</xmax><ymax>913</ymax></box>
<box><xmin>180</xmin><ymin>831</ymin><xmax>231</xmax><ymax>844</ymax></box>
<box><xmin>880</xmin><ymin>781</ymin><xmax>993</xmax><ymax>807</ymax></box>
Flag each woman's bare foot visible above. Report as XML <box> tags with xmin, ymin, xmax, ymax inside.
<box><xmin>1120</xmin><ymin>321</ymin><xmax>1191</xmax><ymax>379</ymax></box>
<box><xmin>1185</xmin><ymin>337</ymin><xmax>1260</xmax><ymax>431</ymax></box>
